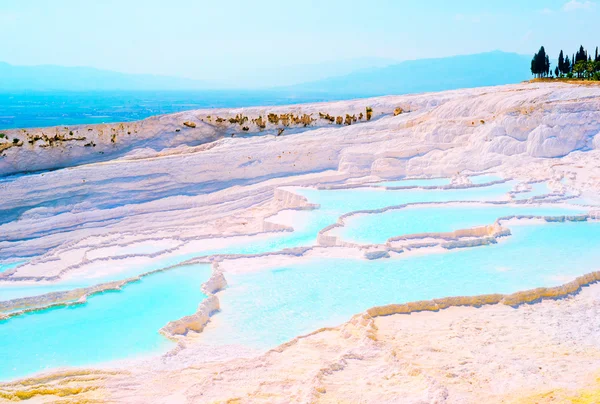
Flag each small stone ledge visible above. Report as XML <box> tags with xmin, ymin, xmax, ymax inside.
<box><xmin>366</xmin><ymin>270</ymin><xmax>600</xmax><ymax>317</ymax></box>
<box><xmin>0</xmin><ymin>278</ymin><xmax>131</xmax><ymax>319</ymax></box>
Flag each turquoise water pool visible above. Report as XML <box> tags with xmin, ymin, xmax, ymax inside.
<box><xmin>335</xmin><ymin>203</ymin><xmax>586</xmax><ymax>244</ymax></box>
<box><xmin>205</xmin><ymin>222</ymin><xmax>600</xmax><ymax>349</ymax></box>
<box><xmin>1</xmin><ymin>181</ymin><xmax>516</xmax><ymax>302</ymax></box>
<box><xmin>2</xmin><ymin>180</ymin><xmax>591</xmax><ymax>381</ymax></box>
<box><xmin>0</xmin><ymin>264</ymin><xmax>211</xmax><ymax>380</ymax></box>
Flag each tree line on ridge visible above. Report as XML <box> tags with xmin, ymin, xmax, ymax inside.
<box><xmin>531</xmin><ymin>45</ymin><xmax>600</xmax><ymax>80</ymax></box>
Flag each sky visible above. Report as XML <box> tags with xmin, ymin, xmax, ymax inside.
<box><xmin>1</xmin><ymin>0</ymin><xmax>599</xmax><ymax>86</ymax></box>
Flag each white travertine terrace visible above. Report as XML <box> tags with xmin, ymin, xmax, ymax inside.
<box><xmin>2</xmin><ymin>82</ymin><xmax>600</xmax><ymax>402</ymax></box>
<box><xmin>2</xmin><ymin>82</ymin><xmax>600</xmax><ymax>266</ymax></box>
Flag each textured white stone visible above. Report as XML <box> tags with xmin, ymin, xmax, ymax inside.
<box><xmin>2</xmin><ymin>83</ymin><xmax>600</xmax><ymax>403</ymax></box>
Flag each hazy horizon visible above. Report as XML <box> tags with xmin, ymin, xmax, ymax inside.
<box><xmin>0</xmin><ymin>50</ymin><xmax>529</xmax><ymax>90</ymax></box>
<box><xmin>2</xmin><ymin>0</ymin><xmax>599</xmax><ymax>88</ymax></box>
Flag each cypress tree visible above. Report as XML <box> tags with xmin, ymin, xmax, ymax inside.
<box><xmin>531</xmin><ymin>46</ymin><xmax>554</xmax><ymax>78</ymax></box>
<box><xmin>576</xmin><ymin>45</ymin><xmax>587</xmax><ymax>63</ymax></box>
<box><xmin>531</xmin><ymin>49</ymin><xmax>539</xmax><ymax>77</ymax></box>
<box><xmin>558</xmin><ymin>50</ymin><xmax>565</xmax><ymax>74</ymax></box>
<box><xmin>565</xmin><ymin>56</ymin><xmax>571</xmax><ymax>73</ymax></box>
<box><xmin>536</xmin><ymin>46</ymin><xmax>548</xmax><ymax>77</ymax></box>
<box><xmin>596</xmin><ymin>46</ymin><xmax>599</xmax><ymax>62</ymax></box>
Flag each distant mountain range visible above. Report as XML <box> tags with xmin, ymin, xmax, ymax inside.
<box><xmin>286</xmin><ymin>51</ymin><xmax>533</xmax><ymax>96</ymax></box>
<box><xmin>0</xmin><ymin>51</ymin><xmax>532</xmax><ymax>94</ymax></box>
<box><xmin>0</xmin><ymin>62</ymin><xmax>209</xmax><ymax>91</ymax></box>
<box><xmin>0</xmin><ymin>58</ymin><xmax>398</xmax><ymax>92</ymax></box>
<box><xmin>208</xmin><ymin>57</ymin><xmax>399</xmax><ymax>89</ymax></box>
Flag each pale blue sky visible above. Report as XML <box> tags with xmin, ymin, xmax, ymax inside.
<box><xmin>1</xmin><ymin>0</ymin><xmax>599</xmax><ymax>85</ymax></box>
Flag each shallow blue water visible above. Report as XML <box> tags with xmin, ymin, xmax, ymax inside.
<box><xmin>470</xmin><ymin>174</ymin><xmax>504</xmax><ymax>184</ymax></box>
<box><xmin>0</xmin><ymin>263</ymin><xmax>211</xmax><ymax>381</ymax></box>
<box><xmin>0</xmin><ymin>230</ymin><xmax>319</xmax><ymax>302</ymax></box>
<box><xmin>2</xmin><ymin>181</ymin><xmax>590</xmax><ymax>381</ymax></box>
<box><xmin>1</xmin><ymin>182</ymin><xmax>516</xmax><ymax>301</ymax></box>
<box><xmin>209</xmin><ymin>222</ymin><xmax>600</xmax><ymax>349</ymax></box>
<box><xmin>336</xmin><ymin>203</ymin><xmax>586</xmax><ymax>244</ymax></box>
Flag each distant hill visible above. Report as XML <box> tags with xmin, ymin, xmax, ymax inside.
<box><xmin>0</xmin><ymin>58</ymin><xmax>399</xmax><ymax>92</ymax></box>
<box><xmin>0</xmin><ymin>52</ymin><xmax>532</xmax><ymax>94</ymax></box>
<box><xmin>287</xmin><ymin>51</ymin><xmax>533</xmax><ymax>96</ymax></box>
<box><xmin>0</xmin><ymin>62</ymin><xmax>209</xmax><ymax>91</ymax></box>
<box><xmin>208</xmin><ymin>57</ymin><xmax>399</xmax><ymax>89</ymax></box>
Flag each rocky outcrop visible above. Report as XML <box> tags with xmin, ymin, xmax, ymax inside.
<box><xmin>159</xmin><ymin>295</ymin><xmax>220</xmax><ymax>338</ymax></box>
<box><xmin>201</xmin><ymin>264</ymin><xmax>228</xmax><ymax>295</ymax></box>
<box><xmin>159</xmin><ymin>263</ymin><xmax>227</xmax><ymax>339</ymax></box>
